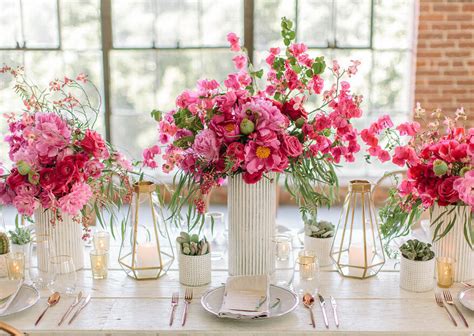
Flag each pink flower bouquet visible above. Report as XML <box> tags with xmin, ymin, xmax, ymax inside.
<box><xmin>361</xmin><ymin>105</ymin><xmax>473</xmax><ymax>246</ymax></box>
<box><xmin>144</xmin><ymin>18</ymin><xmax>365</xmax><ymax>223</ymax></box>
<box><xmin>0</xmin><ymin>66</ymin><xmax>133</xmax><ymax>235</ymax></box>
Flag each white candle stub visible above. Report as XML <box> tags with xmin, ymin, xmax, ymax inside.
<box><xmin>136</xmin><ymin>243</ymin><xmax>160</xmax><ymax>278</ymax></box>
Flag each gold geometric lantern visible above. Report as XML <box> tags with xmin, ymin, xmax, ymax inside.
<box><xmin>330</xmin><ymin>180</ymin><xmax>385</xmax><ymax>279</ymax></box>
<box><xmin>119</xmin><ymin>181</ymin><xmax>174</xmax><ymax>280</ymax></box>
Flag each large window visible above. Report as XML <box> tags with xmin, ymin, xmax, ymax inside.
<box><xmin>0</xmin><ymin>0</ymin><xmax>416</xmax><ymax>178</ymax></box>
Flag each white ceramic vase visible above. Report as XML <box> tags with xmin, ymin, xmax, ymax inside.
<box><xmin>178</xmin><ymin>252</ymin><xmax>211</xmax><ymax>287</ymax></box>
<box><xmin>228</xmin><ymin>174</ymin><xmax>276</xmax><ymax>276</ymax></box>
<box><xmin>399</xmin><ymin>256</ymin><xmax>435</xmax><ymax>292</ymax></box>
<box><xmin>430</xmin><ymin>204</ymin><xmax>473</xmax><ymax>282</ymax></box>
<box><xmin>304</xmin><ymin>235</ymin><xmax>334</xmax><ymax>267</ymax></box>
<box><xmin>34</xmin><ymin>207</ymin><xmax>84</xmax><ymax>271</ymax></box>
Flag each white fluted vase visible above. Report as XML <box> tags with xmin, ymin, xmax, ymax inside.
<box><xmin>34</xmin><ymin>207</ymin><xmax>84</xmax><ymax>271</ymax></box>
<box><xmin>228</xmin><ymin>174</ymin><xmax>276</xmax><ymax>276</ymax></box>
<box><xmin>430</xmin><ymin>204</ymin><xmax>473</xmax><ymax>282</ymax></box>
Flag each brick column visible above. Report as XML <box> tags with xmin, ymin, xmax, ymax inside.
<box><xmin>415</xmin><ymin>0</ymin><xmax>474</xmax><ymax>125</ymax></box>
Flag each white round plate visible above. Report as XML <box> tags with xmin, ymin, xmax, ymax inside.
<box><xmin>201</xmin><ymin>284</ymin><xmax>298</xmax><ymax>319</ymax></box>
<box><xmin>458</xmin><ymin>288</ymin><xmax>474</xmax><ymax>311</ymax></box>
<box><xmin>0</xmin><ymin>285</ymin><xmax>40</xmax><ymax>317</ymax></box>
<box><xmin>0</xmin><ymin>279</ymin><xmax>20</xmax><ymax>301</ymax></box>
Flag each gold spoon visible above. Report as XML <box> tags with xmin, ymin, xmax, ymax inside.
<box><xmin>35</xmin><ymin>292</ymin><xmax>60</xmax><ymax>326</ymax></box>
<box><xmin>302</xmin><ymin>293</ymin><xmax>316</xmax><ymax>328</ymax></box>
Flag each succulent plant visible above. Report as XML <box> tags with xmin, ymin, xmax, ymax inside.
<box><xmin>9</xmin><ymin>222</ymin><xmax>32</xmax><ymax>245</ymax></box>
<box><xmin>304</xmin><ymin>219</ymin><xmax>335</xmax><ymax>238</ymax></box>
<box><xmin>0</xmin><ymin>232</ymin><xmax>10</xmax><ymax>255</ymax></box>
<box><xmin>176</xmin><ymin>231</ymin><xmax>210</xmax><ymax>256</ymax></box>
<box><xmin>400</xmin><ymin>239</ymin><xmax>435</xmax><ymax>261</ymax></box>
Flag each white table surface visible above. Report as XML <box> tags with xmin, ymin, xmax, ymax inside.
<box><xmin>1</xmin><ymin>244</ymin><xmax>473</xmax><ymax>336</ymax></box>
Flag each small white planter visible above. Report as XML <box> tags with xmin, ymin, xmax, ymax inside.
<box><xmin>304</xmin><ymin>235</ymin><xmax>334</xmax><ymax>267</ymax></box>
<box><xmin>178</xmin><ymin>252</ymin><xmax>211</xmax><ymax>287</ymax></box>
<box><xmin>399</xmin><ymin>256</ymin><xmax>435</xmax><ymax>292</ymax></box>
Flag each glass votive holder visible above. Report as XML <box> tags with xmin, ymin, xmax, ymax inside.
<box><xmin>7</xmin><ymin>252</ymin><xmax>25</xmax><ymax>280</ymax></box>
<box><xmin>93</xmin><ymin>231</ymin><xmax>110</xmax><ymax>252</ymax></box>
<box><xmin>292</xmin><ymin>250</ymin><xmax>320</xmax><ymax>296</ymax></box>
<box><xmin>90</xmin><ymin>250</ymin><xmax>108</xmax><ymax>280</ymax></box>
<box><xmin>436</xmin><ymin>257</ymin><xmax>455</xmax><ymax>288</ymax></box>
<box><xmin>275</xmin><ymin>235</ymin><xmax>292</xmax><ymax>261</ymax></box>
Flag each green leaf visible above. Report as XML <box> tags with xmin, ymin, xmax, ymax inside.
<box><xmin>150</xmin><ymin>109</ymin><xmax>162</xmax><ymax>122</ymax></box>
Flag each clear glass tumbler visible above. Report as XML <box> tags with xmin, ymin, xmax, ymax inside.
<box><xmin>29</xmin><ymin>234</ymin><xmax>52</xmax><ymax>289</ymax></box>
<box><xmin>49</xmin><ymin>255</ymin><xmax>77</xmax><ymax>295</ymax></box>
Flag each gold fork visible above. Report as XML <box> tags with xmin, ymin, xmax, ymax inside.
<box><xmin>435</xmin><ymin>292</ymin><xmax>457</xmax><ymax>327</ymax></box>
<box><xmin>443</xmin><ymin>290</ymin><xmax>469</xmax><ymax>328</ymax></box>
<box><xmin>181</xmin><ymin>288</ymin><xmax>193</xmax><ymax>326</ymax></box>
<box><xmin>169</xmin><ymin>292</ymin><xmax>179</xmax><ymax>326</ymax></box>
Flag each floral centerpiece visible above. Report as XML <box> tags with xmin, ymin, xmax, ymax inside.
<box><xmin>0</xmin><ymin>66</ymin><xmax>133</xmax><ymax>269</ymax></box>
<box><xmin>361</xmin><ymin>105</ymin><xmax>473</xmax><ymax>280</ymax></box>
<box><xmin>144</xmin><ymin>18</ymin><xmax>364</xmax><ymax>275</ymax></box>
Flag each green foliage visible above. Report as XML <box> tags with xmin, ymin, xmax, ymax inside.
<box><xmin>150</xmin><ymin>109</ymin><xmax>163</xmax><ymax>122</ymax></box>
<box><xmin>173</xmin><ymin>108</ymin><xmax>203</xmax><ymax>133</ymax></box>
<box><xmin>9</xmin><ymin>218</ymin><xmax>32</xmax><ymax>245</ymax></box>
<box><xmin>430</xmin><ymin>205</ymin><xmax>473</xmax><ymax>249</ymax></box>
<box><xmin>0</xmin><ymin>232</ymin><xmax>10</xmax><ymax>254</ymax></box>
<box><xmin>305</xmin><ymin>219</ymin><xmax>335</xmax><ymax>238</ymax></box>
<box><xmin>176</xmin><ymin>231</ymin><xmax>209</xmax><ymax>256</ymax></box>
<box><xmin>400</xmin><ymin>239</ymin><xmax>434</xmax><ymax>261</ymax></box>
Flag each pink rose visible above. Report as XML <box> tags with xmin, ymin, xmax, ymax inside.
<box><xmin>437</xmin><ymin>176</ymin><xmax>460</xmax><ymax>206</ymax></box>
<box><xmin>281</xmin><ymin>98</ymin><xmax>308</xmax><ymax>121</ymax></box>
<box><xmin>453</xmin><ymin>170</ymin><xmax>474</xmax><ymax>207</ymax></box>
<box><xmin>6</xmin><ymin>169</ymin><xmax>27</xmax><ymax>194</ymax></box>
<box><xmin>80</xmin><ymin>130</ymin><xmax>109</xmax><ymax>159</ymax></box>
<box><xmin>242</xmin><ymin>171</ymin><xmax>263</xmax><ymax>184</ymax></box>
<box><xmin>281</xmin><ymin>134</ymin><xmax>303</xmax><ymax>158</ymax></box>
<box><xmin>39</xmin><ymin>168</ymin><xmax>56</xmax><ymax>190</ymax></box>
<box><xmin>192</xmin><ymin>129</ymin><xmax>220</xmax><ymax>161</ymax></box>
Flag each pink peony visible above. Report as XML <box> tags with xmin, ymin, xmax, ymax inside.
<box><xmin>192</xmin><ymin>129</ymin><xmax>220</xmax><ymax>161</ymax></box>
<box><xmin>34</xmin><ymin>112</ymin><xmax>71</xmax><ymax>157</ymax></box>
<box><xmin>13</xmin><ymin>194</ymin><xmax>39</xmax><ymax>217</ymax></box>
<box><xmin>58</xmin><ymin>182</ymin><xmax>93</xmax><ymax>216</ymax></box>
<box><xmin>454</xmin><ymin>170</ymin><xmax>474</xmax><ymax>207</ymax></box>
<box><xmin>244</xmin><ymin>136</ymin><xmax>288</xmax><ymax>174</ymax></box>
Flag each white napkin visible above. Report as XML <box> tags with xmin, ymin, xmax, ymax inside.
<box><xmin>0</xmin><ymin>280</ymin><xmax>23</xmax><ymax>315</ymax></box>
<box><xmin>218</xmin><ymin>275</ymin><xmax>270</xmax><ymax>319</ymax></box>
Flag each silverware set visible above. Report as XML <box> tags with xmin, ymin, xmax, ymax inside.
<box><xmin>434</xmin><ymin>290</ymin><xmax>469</xmax><ymax>328</ymax></box>
<box><xmin>169</xmin><ymin>288</ymin><xmax>193</xmax><ymax>327</ymax></box>
<box><xmin>35</xmin><ymin>291</ymin><xmax>91</xmax><ymax>327</ymax></box>
<box><xmin>303</xmin><ymin>293</ymin><xmax>339</xmax><ymax>329</ymax></box>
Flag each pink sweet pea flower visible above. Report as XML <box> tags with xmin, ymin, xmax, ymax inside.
<box><xmin>392</xmin><ymin>146</ymin><xmax>419</xmax><ymax>167</ymax></box>
<box><xmin>232</xmin><ymin>55</ymin><xmax>247</xmax><ymax>70</ymax></box>
<box><xmin>143</xmin><ymin>145</ymin><xmax>161</xmax><ymax>168</ymax></box>
<box><xmin>227</xmin><ymin>32</ymin><xmax>240</xmax><ymax>52</ymax></box>
<box><xmin>396</xmin><ymin>121</ymin><xmax>420</xmax><ymax>136</ymax></box>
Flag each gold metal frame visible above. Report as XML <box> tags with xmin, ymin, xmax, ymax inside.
<box><xmin>118</xmin><ymin>181</ymin><xmax>174</xmax><ymax>280</ymax></box>
<box><xmin>330</xmin><ymin>180</ymin><xmax>385</xmax><ymax>279</ymax></box>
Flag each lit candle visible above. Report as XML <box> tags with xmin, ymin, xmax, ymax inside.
<box><xmin>93</xmin><ymin>231</ymin><xmax>110</xmax><ymax>252</ymax></box>
<box><xmin>298</xmin><ymin>251</ymin><xmax>317</xmax><ymax>280</ymax></box>
<box><xmin>349</xmin><ymin>244</ymin><xmax>366</xmax><ymax>277</ymax></box>
<box><xmin>7</xmin><ymin>252</ymin><xmax>25</xmax><ymax>280</ymax></box>
<box><xmin>90</xmin><ymin>250</ymin><xmax>108</xmax><ymax>280</ymax></box>
<box><xmin>275</xmin><ymin>236</ymin><xmax>292</xmax><ymax>261</ymax></box>
<box><xmin>136</xmin><ymin>243</ymin><xmax>160</xmax><ymax>277</ymax></box>
<box><xmin>436</xmin><ymin>257</ymin><xmax>455</xmax><ymax>288</ymax></box>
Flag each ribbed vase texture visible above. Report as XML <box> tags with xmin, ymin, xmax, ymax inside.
<box><xmin>228</xmin><ymin>174</ymin><xmax>276</xmax><ymax>276</ymax></box>
<box><xmin>430</xmin><ymin>204</ymin><xmax>473</xmax><ymax>282</ymax></box>
<box><xmin>35</xmin><ymin>207</ymin><xmax>84</xmax><ymax>271</ymax></box>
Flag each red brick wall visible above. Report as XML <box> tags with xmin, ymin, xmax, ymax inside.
<box><xmin>415</xmin><ymin>0</ymin><xmax>474</xmax><ymax>125</ymax></box>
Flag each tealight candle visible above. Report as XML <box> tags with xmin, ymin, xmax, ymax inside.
<box><xmin>436</xmin><ymin>257</ymin><xmax>455</xmax><ymax>288</ymax></box>
<box><xmin>298</xmin><ymin>250</ymin><xmax>317</xmax><ymax>280</ymax></box>
<box><xmin>7</xmin><ymin>252</ymin><xmax>25</xmax><ymax>280</ymax></box>
<box><xmin>275</xmin><ymin>236</ymin><xmax>292</xmax><ymax>261</ymax></box>
<box><xmin>90</xmin><ymin>250</ymin><xmax>108</xmax><ymax>280</ymax></box>
<box><xmin>93</xmin><ymin>231</ymin><xmax>110</xmax><ymax>252</ymax></box>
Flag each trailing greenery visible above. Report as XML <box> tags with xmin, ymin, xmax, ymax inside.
<box><xmin>176</xmin><ymin>231</ymin><xmax>209</xmax><ymax>256</ymax></box>
<box><xmin>304</xmin><ymin>219</ymin><xmax>335</xmax><ymax>238</ymax></box>
<box><xmin>0</xmin><ymin>232</ymin><xmax>10</xmax><ymax>254</ymax></box>
<box><xmin>400</xmin><ymin>239</ymin><xmax>434</xmax><ymax>261</ymax></box>
<box><xmin>8</xmin><ymin>219</ymin><xmax>32</xmax><ymax>245</ymax></box>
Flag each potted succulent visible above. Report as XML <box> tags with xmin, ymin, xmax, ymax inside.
<box><xmin>0</xmin><ymin>232</ymin><xmax>10</xmax><ymax>277</ymax></box>
<box><xmin>8</xmin><ymin>221</ymin><xmax>33</xmax><ymax>256</ymax></box>
<box><xmin>176</xmin><ymin>232</ymin><xmax>211</xmax><ymax>286</ymax></box>
<box><xmin>399</xmin><ymin>239</ymin><xmax>435</xmax><ymax>292</ymax></box>
<box><xmin>304</xmin><ymin>219</ymin><xmax>335</xmax><ymax>266</ymax></box>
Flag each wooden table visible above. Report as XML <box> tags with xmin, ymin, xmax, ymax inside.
<box><xmin>1</xmin><ymin>246</ymin><xmax>473</xmax><ymax>336</ymax></box>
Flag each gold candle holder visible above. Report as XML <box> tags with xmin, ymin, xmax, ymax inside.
<box><xmin>93</xmin><ymin>231</ymin><xmax>110</xmax><ymax>252</ymax></box>
<box><xmin>436</xmin><ymin>257</ymin><xmax>455</xmax><ymax>288</ymax></box>
<box><xmin>7</xmin><ymin>252</ymin><xmax>25</xmax><ymax>280</ymax></box>
<box><xmin>298</xmin><ymin>250</ymin><xmax>317</xmax><ymax>280</ymax></box>
<box><xmin>331</xmin><ymin>180</ymin><xmax>385</xmax><ymax>279</ymax></box>
<box><xmin>118</xmin><ymin>181</ymin><xmax>175</xmax><ymax>280</ymax></box>
<box><xmin>90</xmin><ymin>250</ymin><xmax>108</xmax><ymax>280</ymax></box>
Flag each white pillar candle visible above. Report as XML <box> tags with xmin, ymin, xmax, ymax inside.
<box><xmin>136</xmin><ymin>243</ymin><xmax>160</xmax><ymax>278</ymax></box>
